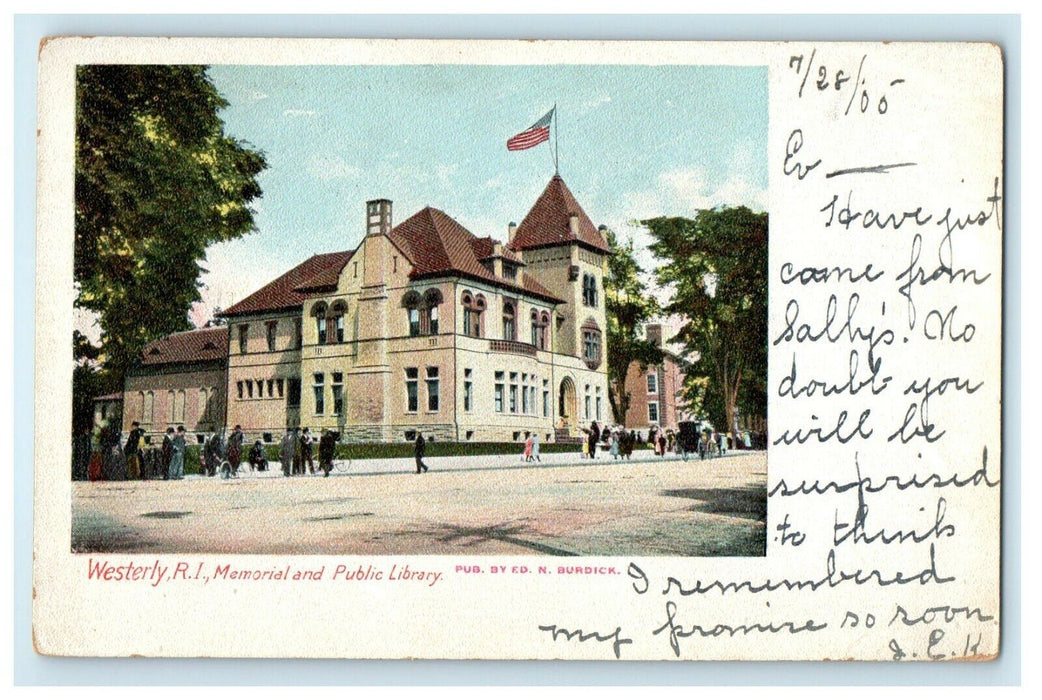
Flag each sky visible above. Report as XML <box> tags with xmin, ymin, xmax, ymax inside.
<box><xmin>92</xmin><ymin>63</ymin><xmax>767</xmax><ymax>332</ymax></box>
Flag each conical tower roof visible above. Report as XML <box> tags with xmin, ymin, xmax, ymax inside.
<box><xmin>509</xmin><ymin>175</ymin><xmax>610</xmax><ymax>254</ymax></box>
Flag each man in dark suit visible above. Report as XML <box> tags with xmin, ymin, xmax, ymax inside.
<box><xmin>124</xmin><ymin>421</ymin><xmax>146</xmax><ymax>480</ymax></box>
<box><xmin>414</xmin><ymin>433</ymin><xmax>428</xmax><ymax>473</ymax></box>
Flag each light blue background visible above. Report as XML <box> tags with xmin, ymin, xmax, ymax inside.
<box><xmin>13</xmin><ymin>13</ymin><xmax>1021</xmax><ymax>686</ymax></box>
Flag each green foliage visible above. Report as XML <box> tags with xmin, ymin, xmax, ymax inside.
<box><xmin>644</xmin><ymin>207</ymin><xmax>768</xmax><ymax>435</ymax></box>
<box><xmin>74</xmin><ymin>65</ymin><xmax>266</xmax><ymax>378</ymax></box>
<box><xmin>603</xmin><ymin>228</ymin><xmax>663</xmax><ymax>423</ymax></box>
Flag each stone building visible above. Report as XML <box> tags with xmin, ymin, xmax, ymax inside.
<box><xmin>118</xmin><ymin>175</ymin><xmax>611</xmax><ymax>444</ymax></box>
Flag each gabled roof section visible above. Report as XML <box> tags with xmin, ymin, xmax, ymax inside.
<box><xmin>141</xmin><ymin>326</ymin><xmax>229</xmax><ymax>366</ymax></box>
<box><xmin>389</xmin><ymin>207</ymin><xmax>562</xmax><ymax>304</ymax></box>
<box><xmin>221</xmin><ymin>251</ymin><xmax>354</xmax><ymax>317</ymax></box>
<box><xmin>509</xmin><ymin>175</ymin><xmax>610</xmax><ymax>254</ymax></box>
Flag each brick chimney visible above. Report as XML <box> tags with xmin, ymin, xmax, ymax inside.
<box><xmin>568</xmin><ymin>213</ymin><xmax>579</xmax><ymax>236</ymax></box>
<box><xmin>492</xmin><ymin>242</ymin><xmax>504</xmax><ymax>277</ymax></box>
<box><xmin>508</xmin><ymin>221</ymin><xmax>517</xmax><ymax>244</ymax></box>
<box><xmin>366</xmin><ymin>199</ymin><xmax>392</xmax><ymax>237</ymax></box>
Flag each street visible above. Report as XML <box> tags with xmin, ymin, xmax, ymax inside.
<box><xmin>72</xmin><ymin>451</ymin><xmax>767</xmax><ymax>557</ymax></box>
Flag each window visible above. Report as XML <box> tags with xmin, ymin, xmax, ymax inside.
<box><xmin>353</xmin><ymin>261</ymin><xmax>358</xmax><ymax>278</ymax></box>
<box><xmin>543</xmin><ymin>379</ymin><xmax>550</xmax><ymax>418</ymax></box>
<box><xmin>293</xmin><ymin>318</ymin><xmax>303</xmax><ymax>349</ymax></box>
<box><xmin>509</xmin><ymin>372</ymin><xmax>518</xmax><ymax>413</ymax></box>
<box><xmin>267</xmin><ymin>379</ymin><xmax>274</xmax><ymax>397</ymax></box>
<box><xmin>405</xmin><ymin>368</ymin><xmax>419</xmax><ymax>412</ymax></box>
<box><xmin>313</xmin><ymin>373</ymin><xmax>325</xmax><ymax>415</ymax></box>
<box><xmin>584</xmin><ymin>385</ymin><xmax>591</xmax><ymax>421</ymax></box>
<box><xmin>582</xmin><ymin>273</ymin><xmax>599</xmax><ymax>307</ymax></box>
<box><xmin>531</xmin><ymin>311</ymin><xmax>549</xmax><ymax>350</ymax></box>
<box><xmin>503</xmin><ymin>301</ymin><xmax>516</xmax><ymax>341</ymax></box>
<box><xmin>237</xmin><ymin>381</ymin><xmax>244</xmax><ymax>400</ymax></box>
<box><xmin>581</xmin><ymin>320</ymin><xmax>603</xmax><ymax>369</ymax></box>
<box><xmin>332</xmin><ymin>372</ymin><xmax>344</xmax><ymax>415</ymax></box>
<box><xmin>648</xmin><ymin>401</ymin><xmax>659</xmax><ymax>423</ymax></box>
<box><xmin>168</xmin><ymin>390</ymin><xmax>176</xmax><ymax>421</ymax></box>
<box><xmin>287</xmin><ymin>378</ymin><xmax>301</xmax><ymax>408</ymax></box>
<box><xmin>426</xmin><ymin>366</ymin><xmax>440</xmax><ymax>412</ymax></box>
<box><xmin>530</xmin><ymin>311</ymin><xmax>539</xmax><ymax>346</ymax></box>
<box><xmin>256</xmin><ymin>380</ymin><xmax>263</xmax><ymax>398</ymax></box>
<box><xmin>464</xmin><ymin>369</ymin><xmax>473</xmax><ymax>412</ymax></box>
<box><xmin>238</xmin><ymin>325</ymin><xmax>248</xmax><ymax>354</ymax></box>
<box><xmin>266</xmin><ymin>321</ymin><xmax>277</xmax><ymax>352</ymax></box>
<box><xmin>494</xmin><ymin>371</ymin><xmax>505</xmax><ymax>413</ymax></box>
<box><xmin>424</xmin><ymin>289</ymin><xmax>443</xmax><ymax>335</ymax></box>
<box><xmin>276</xmin><ymin>378</ymin><xmax>285</xmax><ymax>398</ymax></box>
<box><xmin>522</xmin><ymin>373</ymin><xmax>530</xmax><ymax>414</ymax></box>
<box><xmin>647</xmin><ymin>371</ymin><xmax>658</xmax><ymax>394</ymax></box>
<box><xmin>596</xmin><ymin>386</ymin><xmax>603</xmax><ymax>422</ymax></box>
<box><xmin>246</xmin><ymin>380</ymin><xmax>253</xmax><ymax>399</ymax></box>
<box><xmin>329</xmin><ymin>301</ymin><xmax>347</xmax><ymax>343</ymax></box>
<box><xmin>408</xmin><ymin>308</ymin><xmax>420</xmax><ymax>337</ymax></box>
<box><xmin>462</xmin><ymin>292</ymin><xmax>485</xmax><ymax>337</ymax></box>
<box><xmin>175</xmin><ymin>390</ymin><xmax>186</xmax><ymax>422</ymax></box>
<box><xmin>403</xmin><ymin>292</ymin><xmax>422</xmax><ymax>337</ymax></box>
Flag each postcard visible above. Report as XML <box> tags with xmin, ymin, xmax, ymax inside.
<box><xmin>33</xmin><ymin>38</ymin><xmax>1002</xmax><ymax>660</ymax></box>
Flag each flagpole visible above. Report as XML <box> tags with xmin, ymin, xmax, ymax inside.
<box><xmin>553</xmin><ymin>103</ymin><xmax>559</xmax><ymax>174</ymax></box>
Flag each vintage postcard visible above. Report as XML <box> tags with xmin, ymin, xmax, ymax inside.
<box><xmin>33</xmin><ymin>38</ymin><xmax>1002</xmax><ymax>660</ymax></box>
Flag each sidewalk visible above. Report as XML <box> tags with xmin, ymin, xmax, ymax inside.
<box><xmin>193</xmin><ymin>448</ymin><xmax>756</xmax><ymax>481</ymax></box>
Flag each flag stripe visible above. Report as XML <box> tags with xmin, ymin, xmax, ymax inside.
<box><xmin>507</xmin><ymin>125</ymin><xmax>550</xmax><ymax>151</ymax></box>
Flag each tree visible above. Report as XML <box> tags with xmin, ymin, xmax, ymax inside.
<box><xmin>645</xmin><ymin>207</ymin><xmax>768</xmax><ymax>437</ymax></box>
<box><xmin>603</xmin><ymin>228</ymin><xmax>663</xmax><ymax>424</ymax></box>
<box><xmin>75</xmin><ymin>65</ymin><xmax>266</xmax><ymax>383</ymax></box>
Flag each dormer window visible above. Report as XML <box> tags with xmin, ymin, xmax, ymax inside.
<box><xmin>502</xmin><ymin>262</ymin><xmax>517</xmax><ymax>280</ymax></box>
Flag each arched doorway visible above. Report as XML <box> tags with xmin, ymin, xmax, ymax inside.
<box><xmin>558</xmin><ymin>377</ymin><xmax>578</xmax><ymax>434</ymax></box>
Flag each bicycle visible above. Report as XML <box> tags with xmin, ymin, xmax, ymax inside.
<box><xmin>319</xmin><ymin>457</ymin><xmax>352</xmax><ymax>476</ymax></box>
<box><xmin>219</xmin><ymin>459</ymin><xmax>252</xmax><ymax>479</ymax></box>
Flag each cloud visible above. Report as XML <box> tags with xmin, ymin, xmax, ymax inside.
<box><xmin>283</xmin><ymin>109</ymin><xmax>317</xmax><ymax>118</ymax></box>
<box><xmin>307</xmin><ymin>155</ymin><xmax>361</xmax><ymax>181</ymax></box>
<box><xmin>578</xmin><ymin>95</ymin><xmax>611</xmax><ymax>114</ymax></box>
<box><xmin>249</xmin><ymin>91</ymin><xmax>269</xmax><ymax>102</ymax></box>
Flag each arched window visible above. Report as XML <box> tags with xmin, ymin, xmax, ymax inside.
<box><xmin>329</xmin><ymin>300</ymin><xmax>347</xmax><ymax>343</ymax></box>
<box><xmin>461</xmin><ymin>292</ymin><xmax>485</xmax><ymax>338</ymax></box>
<box><xmin>530</xmin><ymin>310</ymin><xmax>550</xmax><ymax>349</ymax></box>
<box><xmin>502</xmin><ymin>301</ymin><xmax>516</xmax><ymax>341</ymax></box>
<box><xmin>424</xmin><ymin>289</ymin><xmax>443</xmax><ymax>335</ymax></box>
<box><xmin>311</xmin><ymin>302</ymin><xmax>329</xmax><ymax>344</ymax></box>
<box><xmin>402</xmin><ymin>291</ymin><xmax>422</xmax><ymax>337</ymax></box>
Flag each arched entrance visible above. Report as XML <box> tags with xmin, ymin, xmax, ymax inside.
<box><xmin>558</xmin><ymin>377</ymin><xmax>578</xmax><ymax>434</ymax></box>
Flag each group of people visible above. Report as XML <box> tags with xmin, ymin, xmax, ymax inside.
<box><xmin>81</xmin><ymin>421</ymin><xmax>190</xmax><ymax>481</ymax></box>
<box><xmin>574</xmin><ymin>421</ymin><xmax>725</xmax><ymax>462</ymax></box>
<box><xmin>280</xmin><ymin>427</ymin><xmax>341</xmax><ymax>477</ymax></box>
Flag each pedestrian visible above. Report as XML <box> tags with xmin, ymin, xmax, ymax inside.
<box><xmin>524</xmin><ymin>432</ymin><xmax>533</xmax><ymax>462</ymax></box>
<box><xmin>280</xmin><ymin>429</ymin><xmax>295</xmax><ymax>477</ymax></box>
<box><xmin>532</xmin><ymin>432</ymin><xmax>541</xmax><ymax>463</ymax></box>
<box><xmin>204</xmin><ymin>429</ymin><xmax>225</xmax><ymax>477</ymax></box>
<box><xmin>124</xmin><ymin>421</ymin><xmax>146</xmax><ymax>480</ymax></box>
<box><xmin>292</xmin><ymin>428</ymin><xmax>303</xmax><ymax>475</ymax></box>
<box><xmin>249</xmin><ymin>440</ymin><xmax>268</xmax><ymax>471</ymax></box>
<box><xmin>658</xmin><ymin>432</ymin><xmax>667</xmax><ymax>458</ymax></box>
<box><xmin>610</xmin><ymin>429</ymin><xmax>620</xmax><ymax>460</ymax></box>
<box><xmin>227</xmin><ymin>424</ymin><xmax>244</xmax><ymax>476</ymax></box>
<box><xmin>319</xmin><ymin>429</ymin><xmax>338</xmax><ymax>476</ymax></box>
<box><xmin>625</xmin><ymin>430</ymin><xmax>635</xmax><ymax>460</ymax></box>
<box><xmin>168</xmin><ymin>426</ymin><xmax>186</xmax><ymax>480</ymax></box>
<box><xmin>300</xmin><ymin>427</ymin><xmax>315</xmax><ymax>474</ymax></box>
<box><xmin>581</xmin><ymin>429</ymin><xmax>589</xmax><ymax>459</ymax></box>
<box><xmin>667</xmin><ymin>429</ymin><xmax>675</xmax><ymax>454</ymax></box>
<box><xmin>588</xmin><ymin>422</ymin><xmax>600</xmax><ymax>460</ymax></box>
<box><xmin>415</xmin><ymin>432</ymin><xmax>429</xmax><ymax>473</ymax></box>
<box><xmin>161</xmin><ymin>427</ymin><xmax>174</xmax><ymax>480</ymax></box>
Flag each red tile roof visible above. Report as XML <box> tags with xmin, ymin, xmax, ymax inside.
<box><xmin>221</xmin><ymin>251</ymin><xmax>354</xmax><ymax>317</ymax></box>
<box><xmin>141</xmin><ymin>326</ymin><xmax>229</xmax><ymax>366</ymax></box>
<box><xmin>509</xmin><ymin>175</ymin><xmax>610</xmax><ymax>254</ymax></box>
<box><xmin>389</xmin><ymin>207</ymin><xmax>562</xmax><ymax>303</ymax></box>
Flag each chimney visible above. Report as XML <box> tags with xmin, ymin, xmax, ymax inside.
<box><xmin>646</xmin><ymin>324</ymin><xmax>663</xmax><ymax>347</ymax></box>
<box><xmin>492</xmin><ymin>242</ymin><xmax>504</xmax><ymax>277</ymax></box>
<box><xmin>568</xmin><ymin>213</ymin><xmax>579</xmax><ymax>236</ymax></box>
<box><xmin>366</xmin><ymin>199</ymin><xmax>393</xmax><ymax>237</ymax></box>
<box><xmin>508</xmin><ymin>221</ymin><xmax>517</xmax><ymax>244</ymax></box>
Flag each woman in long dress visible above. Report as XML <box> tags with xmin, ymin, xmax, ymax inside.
<box><xmin>609</xmin><ymin>429</ymin><xmax>620</xmax><ymax>460</ymax></box>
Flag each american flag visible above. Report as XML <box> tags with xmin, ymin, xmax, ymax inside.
<box><xmin>507</xmin><ymin>107</ymin><xmax>554</xmax><ymax>151</ymax></box>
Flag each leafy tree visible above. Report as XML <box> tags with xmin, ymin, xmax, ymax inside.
<box><xmin>603</xmin><ymin>228</ymin><xmax>663</xmax><ymax>424</ymax></box>
<box><xmin>75</xmin><ymin>65</ymin><xmax>266</xmax><ymax>382</ymax></box>
<box><xmin>645</xmin><ymin>207</ymin><xmax>768</xmax><ymax>437</ymax></box>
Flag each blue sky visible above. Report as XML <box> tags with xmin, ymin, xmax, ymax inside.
<box><xmin>187</xmin><ymin>63</ymin><xmax>766</xmax><ymax>325</ymax></box>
